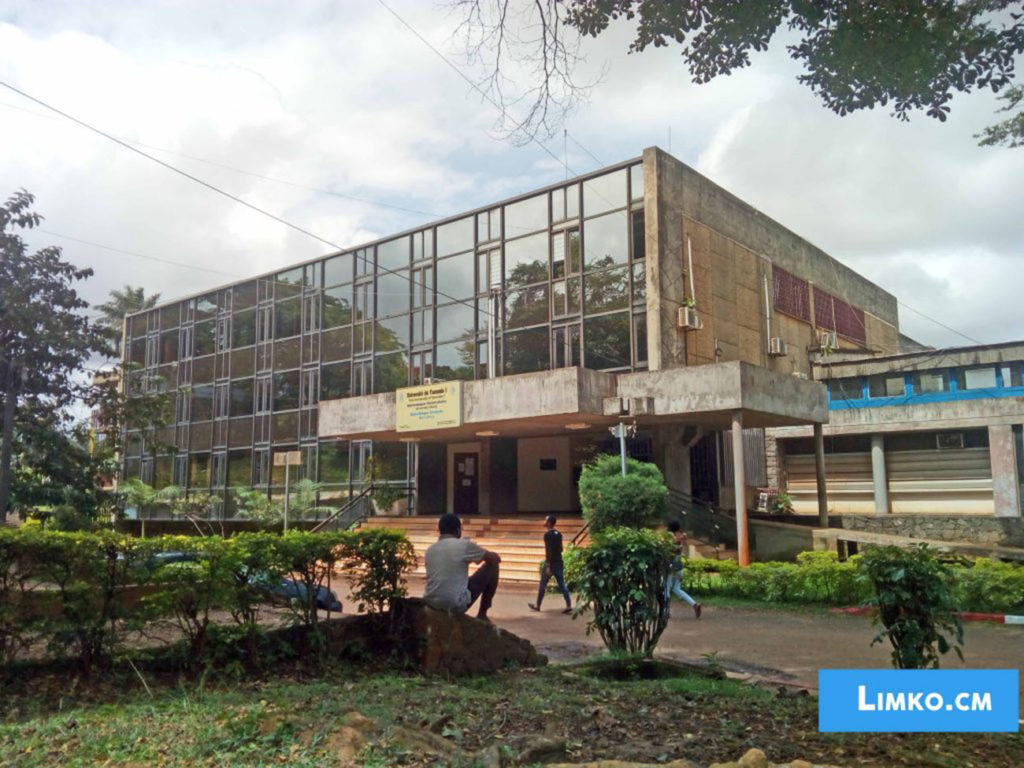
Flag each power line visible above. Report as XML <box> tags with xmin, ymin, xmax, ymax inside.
<box><xmin>897</xmin><ymin>300</ymin><xmax>982</xmax><ymax>346</ymax></box>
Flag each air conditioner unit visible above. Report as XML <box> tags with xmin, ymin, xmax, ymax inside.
<box><xmin>421</xmin><ymin>377</ymin><xmax>435</xmax><ymax>386</ymax></box>
<box><xmin>768</xmin><ymin>337</ymin><xmax>788</xmax><ymax>357</ymax></box>
<box><xmin>817</xmin><ymin>330</ymin><xmax>837</xmax><ymax>349</ymax></box>
<box><xmin>677</xmin><ymin>306</ymin><xmax>702</xmax><ymax>331</ymax></box>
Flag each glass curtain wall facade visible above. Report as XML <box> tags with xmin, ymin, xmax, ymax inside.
<box><xmin>122</xmin><ymin>162</ymin><xmax>646</xmax><ymax>506</ymax></box>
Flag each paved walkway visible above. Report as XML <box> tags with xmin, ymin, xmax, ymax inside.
<box><xmin>403</xmin><ymin>576</ymin><xmax>1024</xmax><ymax>705</ymax></box>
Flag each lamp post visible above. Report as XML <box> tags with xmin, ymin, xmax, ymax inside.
<box><xmin>608</xmin><ymin>422</ymin><xmax>637</xmax><ymax>476</ymax></box>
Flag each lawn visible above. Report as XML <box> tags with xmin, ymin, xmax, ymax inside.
<box><xmin>1</xmin><ymin>660</ymin><xmax>1021</xmax><ymax>767</ymax></box>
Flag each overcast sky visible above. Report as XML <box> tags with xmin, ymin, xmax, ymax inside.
<box><xmin>2</xmin><ymin>0</ymin><xmax>1022</xmax><ymax>350</ymax></box>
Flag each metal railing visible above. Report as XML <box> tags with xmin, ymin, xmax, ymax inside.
<box><xmin>666</xmin><ymin>485</ymin><xmax>737</xmax><ymax>550</ymax></box>
<box><xmin>309</xmin><ymin>486</ymin><xmax>376</xmax><ymax>533</ymax></box>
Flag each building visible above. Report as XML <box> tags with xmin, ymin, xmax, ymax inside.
<box><xmin>122</xmin><ymin>147</ymin><xmax>902</xmax><ymax>557</ymax></box>
<box><xmin>768</xmin><ymin>341</ymin><xmax>1024</xmax><ymax>547</ymax></box>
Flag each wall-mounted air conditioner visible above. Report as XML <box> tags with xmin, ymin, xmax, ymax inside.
<box><xmin>768</xmin><ymin>337</ymin><xmax>788</xmax><ymax>357</ymax></box>
<box><xmin>677</xmin><ymin>306</ymin><xmax>702</xmax><ymax>331</ymax></box>
<box><xmin>817</xmin><ymin>330</ymin><xmax>837</xmax><ymax>349</ymax></box>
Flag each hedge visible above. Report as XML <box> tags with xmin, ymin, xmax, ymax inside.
<box><xmin>0</xmin><ymin>527</ymin><xmax>416</xmax><ymax>675</ymax></box>
<box><xmin>680</xmin><ymin>551</ymin><xmax>1024</xmax><ymax>614</ymax></box>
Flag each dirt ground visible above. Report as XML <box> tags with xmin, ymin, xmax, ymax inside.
<box><xmin>399</xmin><ymin>575</ymin><xmax>1024</xmax><ymax>709</ymax></box>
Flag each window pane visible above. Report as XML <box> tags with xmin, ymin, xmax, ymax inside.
<box><xmin>192</xmin><ymin>384</ymin><xmax>214</xmax><ymax>421</ymax></box>
<box><xmin>232</xmin><ymin>308</ymin><xmax>256</xmax><ymax>348</ymax></box>
<box><xmin>376</xmin><ymin>271</ymin><xmax>409</xmax><ymax>317</ymax></box>
<box><xmin>630</xmin><ymin>163</ymin><xmax>644</xmax><ymax>201</ymax></box>
<box><xmin>961</xmin><ymin>367</ymin><xmax>997</xmax><ymax>390</ymax></box>
<box><xmin>584</xmin><ymin>266</ymin><xmax>629</xmax><ymax>314</ymax></box>
<box><xmin>190</xmin><ymin>453</ymin><xmax>211</xmax><ymax>488</ymax></box>
<box><xmin>868</xmin><ymin>374</ymin><xmax>904</xmax><ymax>398</ymax></box>
<box><xmin>584</xmin><ymin>312</ymin><xmax>631</xmax><ymax>370</ymax></box>
<box><xmin>227</xmin><ymin>449</ymin><xmax>252</xmax><ymax>486</ymax></box>
<box><xmin>1001</xmin><ymin>363</ymin><xmax>1023</xmax><ymax>387</ymax></box>
<box><xmin>436</xmin><ymin>252</ymin><xmax>475</xmax><ymax>301</ymax></box>
<box><xmin>194</xmin><ymin>319</ymin><xmax>216</xmax><ymax>356</ymax></box>
<box><xmin>324</xmin><ymin>253</ymin><xmax>352</xmax><ymax>287</ymax></box>
<box><xmin>273</xmin><ymin>370</ymin><xmax>300</xmax><ymax>411</ymax></box>
<box><xmin>160</xmin><ymin>330</ymin><xmax>178</xmax><ymax>363</ymax></box>
<box><xmin>503</xmin><ymin>328</ymin><xmax>550</xmax><ymax>375</ymax></box>
<box><xmin>505</xmin><ymin>232</ymin><xmax>548</xmax><ymax>287</ymax></box>
<box><xmin>632</xmin><ymin>262</ymin><xmax>646</xmax><ymax>306</ymax></box>
<box><xmin>373</xmin><ymin>442</ymin><xmax>408</xmax><ymax>481</ymax></box>
<box><xmin>374</xmin><ymin>352</ymin><xmax>409</xmax><ymax>392</ymax></box>
<box><xmin>275</xmin><ymin>267</ymin><xmax>303</xmax><ymax>298</ymax></box>
<box><xmin>505</xmin><ymin>284</ymin><xmax>549</xmax><ymax>328</ymax></box>
<box><xmin>274</xmin><ymin>337</ymin><xmax>301</xmax><ymax>370</ymax></box>
<box><xmin>233</xmin><ymin>281</ymin><xmax>257</xmax><ymax>309</ymax></box>
<box><xmin>322</xmin><ymin>285</ymin><xmax>352</xmax><ymax>328</ymax></box>
<box><xmin>504</xmin><ymin>194</ymin><xmax>548</xmax><ymax>236</ymax></box>
<box><xmin>436</xmin><ymin>302</ymin><xmax>476</xmax><ymax>342</ymax></box>
<box><xmin>272</xmin><ymin>412</ymin><xmax>298</xmax><ymax>444</ymax></box>
<box><xmin>828</xmin><ymin>377</ymin><xmax>864</xmax><ymax>401</ymax></box>
<box><xmin>377</xmin><ymin>235</ymin><xmax>410</xmax><ymax>272</ymax></box>
<box><xmin>319</xmin><ymin>440</ymin><xmax>350</xmax><ymax>485</ymax></box>
<box><xmin>437</xmin><ymin>216</ymin><xmax>474</xmax><ymax>256</ymax></box>
<box><xmin>376</xmin><ymin>315</ymin><xmax>410</xmax><ymax>351</ymax></box>
<box><xmin>633</xmin><ymin>314</ymin><xmax>647</xmax><ymax>365</ymax></box>
<box><xmin>274</xmin><ymin>298</ymin><xmax>301</xmax><ymax>339</ymax></box>
<box><xmin>583</xmin><ymin>169</ymin><xmax>627</xmax><ymax>216</ymax></box>
<box><xmin>914</xmin><ymin>371</ymin><xmax>949</xmax><ymax>394</ymax></box>
<box><xmin>231</xmin><ymin>378</ymin><xmax>254</xmax><ymax>417</ymax></box>
<box><xmin>195</xmin><ymin>293</ymin><xmax>217</xmax><ymax>320</ymax></box>
<box><xmin>631</xmin><ymin>209</ymin><xmax>645</xmax><ymax>260</ymax></box>
<box><xmin>435</xmin><ymin>340</ymin><xmax>476</xmax><ymax>381</ymax></box>
<box><xmin>583</xmin><ymin>210</ymin><xmax>628</xmax><ymax>271</ymax></box>
<box><xmin>321</xmin><ymin>361</ymin><xmax>351</xmax><ymax>400</ymax></box>
<box><xmin>322</xmin><ymin>326</ymin><xmax>352</xmax><ymax>362</ymax></box>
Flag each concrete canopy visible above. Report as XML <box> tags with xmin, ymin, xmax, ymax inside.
<box><xmin>318</xmin><ymin>362</ymin><xmax>828</xmax><ymax>442</ymax></box>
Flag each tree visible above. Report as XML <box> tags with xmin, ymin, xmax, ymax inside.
<box><xmin>94</xmin><ymin>285</ymin><xmax>161</xmax><ymax>358</ymax></box>
<box><xmin>450</xmin><ymin>1</ymin><xmax>1024</xmax><ymax>147</ymax></box>
<box><xmin>0</xmin><ymin>190</ymin><xmax>110</xmax><ymax>520</ymax></box>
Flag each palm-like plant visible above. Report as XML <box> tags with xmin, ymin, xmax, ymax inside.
<box><xmin>95</xmin><ymin>285</ymin><xmax>161</xmax><ymax>331</ymax></box>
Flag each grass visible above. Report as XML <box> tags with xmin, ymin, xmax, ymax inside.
<box><xmin>1</xmin><ymin>660</ymin><xmax>1020</xmax><ymax>767</ymax></box>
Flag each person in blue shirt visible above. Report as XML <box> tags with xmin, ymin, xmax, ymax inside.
<box><xmin>528</xmin><ymin>515</ymin><xmax>572</xmax><ymax>614</ymax></box>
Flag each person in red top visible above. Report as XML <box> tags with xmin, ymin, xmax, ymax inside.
<box><xmin>528</xmin><ymin>515</ymin><xmax>573</xmax><ymax>614</ymax></box>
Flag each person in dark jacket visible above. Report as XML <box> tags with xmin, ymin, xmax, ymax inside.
<box><xmin>528</xmin><ymin>515</ymin><xmax>573</xmax><ymax>614</ymax></box>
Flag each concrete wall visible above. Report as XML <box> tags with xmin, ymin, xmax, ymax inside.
<box><xmin>517</xmin><ymin>437</ymin><xmax>573</xmax><ymax>512</ymax></box>
<box><xmin>644</xmin><ymin>147</ymin><xmax>900</xmax><ymax>375</ymax></box>
<box><xmin>750</xmin><ymin>519</ymin><xmax>816</xmax><ymax>561</ymax></box>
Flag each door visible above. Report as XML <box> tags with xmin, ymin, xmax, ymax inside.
<box><xmin>453</xmin><ymin>452</ymin><xmax>479</xmax><ymax>514</ymax></box>
<box><xmin>689</xmin><ymin>433</ymin><xmax>719</xmax><ymax>506</ymax></box>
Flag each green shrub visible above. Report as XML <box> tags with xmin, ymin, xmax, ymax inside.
<box><xmin>274</xmin><ymin>531</ymin><xmax>346</xmax><ymax>631</ymax></box>
<box><xmin>339</xmin><ymin>529</ymin><xmax>417</xmax><ymax>613</ymax></box>
<box><xmin>567</xmin><ymin>526</ymin><xmax>674</xmax><ymax>656</ymax></box>
<box><xmin>862</xmin><ymin>545</ymin><xmax>964</xmax><ymax>670</ymax></box>
<box><xmin>578</xmin><ymin>454</ymin><xmax>667</xmax><ymax>532</ymax></box>
<box><xmin>953</xmin><ymin>558</ymin><xmax>1024</xmax><ymax>614</ymax></box>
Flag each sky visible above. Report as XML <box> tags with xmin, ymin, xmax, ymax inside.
<box><xmin>2</xmin><ymin>0</ymin><xmax>1022</xmax><ymax>351</ymax></box>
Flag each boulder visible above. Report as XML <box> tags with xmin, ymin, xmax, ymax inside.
<box><xmin>390</xmin><ymin>598</ymin><xmax>547</xmax><ymax>675</ymax></box>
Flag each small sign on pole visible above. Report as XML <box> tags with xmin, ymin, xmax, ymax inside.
<box><xmin>274</xmin><ymin>451</ymin><xmax>303</xmax><ymax>531</ymax></box>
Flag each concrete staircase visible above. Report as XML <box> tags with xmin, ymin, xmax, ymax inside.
<box><xmin>359</xmin><ymin>515</ymin><xmax>589</xmax><ymax>583</ymax></box>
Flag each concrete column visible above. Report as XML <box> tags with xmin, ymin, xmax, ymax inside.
<box><xmin>731</xmin><ymin>411</ymin><xmax>750</xmax><ymax>566</ymax></box>
<box><xmin>989</xmin><ymin>425</ymin><xmax>1021</xmax><ymax>518</ymax></box>
<box><xmin>870</xmin><ymin>434</ymin><xmax>889</xmax><ymax>515</ymax></box>
<box><xmin>813</xmin><ymin>423</ymin><xmax>829</xmax><ymax>528</ymax></box>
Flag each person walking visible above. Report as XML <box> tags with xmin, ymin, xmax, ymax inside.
<box><xmin>665</xmin><ymin>520</ymin><xmax>702</xmax><ymax>619</ymax></box>
<box><xmin>528</xmin><ymin>515</ymin><xmax>572</xmax><ymax>614</ymax></box>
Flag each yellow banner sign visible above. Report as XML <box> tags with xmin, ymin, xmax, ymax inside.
<box><xmin>396</xmin><ymin>381</ymin><xmax>463</xmax><ymax>432</ymax></box>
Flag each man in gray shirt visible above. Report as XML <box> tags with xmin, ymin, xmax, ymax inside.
<box><xmin>423</xmin><ymin>513</ymin><xmax>501</xmax><ymax>622</ymax></box>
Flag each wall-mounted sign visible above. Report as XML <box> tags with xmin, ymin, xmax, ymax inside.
<box><xmin>396</xmin><ymin>381</ymin><xmax>463</xmax><ymax>432</ymax></box>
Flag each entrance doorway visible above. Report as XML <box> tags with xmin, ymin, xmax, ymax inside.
<box><xmin>453</xmin><ymin>452</ymin><xmax>479</xmax><ymax>514</ymax></box>
<box><xmin>690</xmin><ymin>433</ymin><xmax>719</xmax><ymax>507</ymax></box>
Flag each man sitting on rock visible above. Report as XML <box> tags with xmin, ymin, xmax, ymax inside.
<box><xmin>423</xmin><ymin>513</ymin><xmax>501</xmax><ymax>623</ymax></box>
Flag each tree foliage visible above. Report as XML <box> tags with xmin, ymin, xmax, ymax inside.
<box><xmin>451</xmin><ymin>1</ymin><xmax>1024</xmax><ymax>147</ymax></box>
<box><xmin>578</xmin><ymin>453</ymin><xmax>667</xmax><ymax>531</ymax></box>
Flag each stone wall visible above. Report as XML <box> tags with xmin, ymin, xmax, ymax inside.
<box><xmin>837</xmin><ymin>515</ymin><xmax>1024</xmax><ymax>548</ymax></box>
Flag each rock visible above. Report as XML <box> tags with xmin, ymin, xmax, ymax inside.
<box><xmin>518</xmin><ymin>736</ymin><xmax>568</xmax><ymax>763</ymax></box>
<box><xmin>475</xmin><ymin>743</ymin><xmax>504</xmax><ymax>768</ymax></box>
<box><xmin>389</xmin><ymin>597</ymin><xmax>547</xmax><ymax>675</ymax></box>
<box><xmin>789</xmin><ymin>761</ymin><xmax>815</xmax><ymax>768</ymax></box>
<box><xmin>738</xmin><ymin>748</ymin><xmax>770</xmax><ymax>768</ymax></box>
<box><xmin>389</xmin><ymin>725</ymin><xmax>458</xmax><ymax>758</ymax></box>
